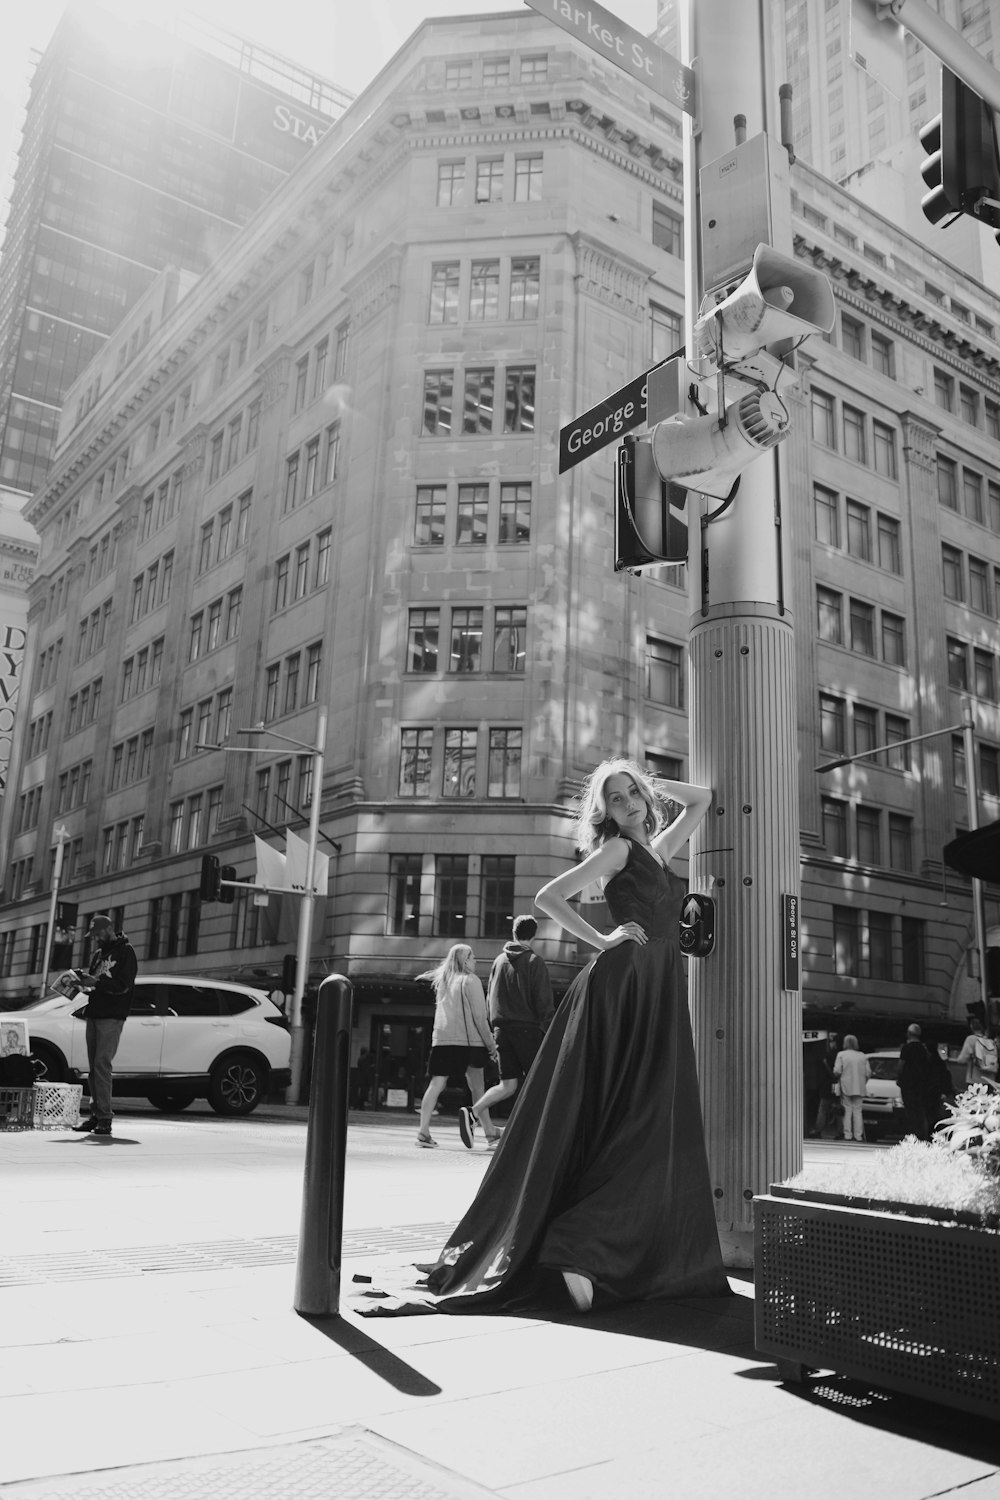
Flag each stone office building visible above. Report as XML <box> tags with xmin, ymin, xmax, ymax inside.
<box><xmin>0</xmin><ymin>10</ymin><xmax>997</xmax><ymax>1081</ymax></box>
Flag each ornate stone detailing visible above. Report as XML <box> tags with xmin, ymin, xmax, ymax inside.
<box><xmin>345</xmin><ymin>249</ymin><xmax>403</xmax><ymax>328</ymax></box>
<box><xmin>900</xmin><ymin>412</ymin><xmax>940</xmax><ymax>473</ymax></box>
<box><xmin>257</xmin><ymin>347</ymin><xmax>294</xmax><ymax>408</ymax></box>
<box><xmin>572</xmin><ymin>235</ymin><xmax>647</xmax><ymax>319</ymax></box>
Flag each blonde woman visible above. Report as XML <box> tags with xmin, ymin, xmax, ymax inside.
<box><xmin>416</xmin><ymin>944</ymin><xmax>497</xmax><ymax>1148</ymax></box>
<box><xmin>833</xmin><ymin>1034</ymin><xmax>871</xmax><ymax>1143</ymax></box>
<box><xmin>422</xmin><ymin>758</ymin><xmax>728</xmax><ymax>1313</ymax></box>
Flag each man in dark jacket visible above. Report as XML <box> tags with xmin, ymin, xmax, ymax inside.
<box><xmin>459</xmin><ymin>915</ymin><xmax>554</xmax><ymax>1148</ymax></box>
<box><xmin>897</xmin><ymin>1022</ymin><xmax>931</xmax><ymax>1142</ymax></box>
<box><xmin>72</xmin><ymin>914</ymin><xmax>138</xmax><ymax>1136</ymax></box>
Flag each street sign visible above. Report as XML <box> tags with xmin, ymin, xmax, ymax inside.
<box><xmin>559</xmin><ymin>359</ymin><xmax>675</xmax><ymax>473</ymax></box>
<box><xmin>523</xmin><ymin>0</ymin><xmax>695</xmax><ymax>115</ymax></box>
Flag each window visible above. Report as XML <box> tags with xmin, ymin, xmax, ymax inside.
<box><xmin>986</xmin><ymin>399</ymin><xmax>1000</xmax><ymax>441</ymax></box>
<box><xmin>934</xmin><ymin>369</ymin><xmax>954</xmax><ymax>411</ymax></box>
<box><xmin>960</xmin><ymin>384</ymin><xmax>980</xmax><ymax>425</ymax></box>
<box><xmin>481</xmin><ymin>855</ymin><xmax>515</xmax><ymax>939</ymax></box>
<box><xmin>885</xmin><ymin>715</ymin><xmax>911</xmax><ymax>772</ymax></box>
<box><xmin>313</xmin><ymin>338</ymin><xmax>328</xmax><ymax>399</ymax></box>
<box><xmin>293</xmin><ymin>356</ymin><xmax>308</xmax><ymax>413</ymax></box>
<box><xmin>843</xmin><ymin>405</ymin><xmax>867</xmax><ymax>463</ymax></box>
<box><xmin>245</xmin><ymin>398</ymin><xmax>261</xmax><ymax>453</ymax></box>
<box><xmin>652</xmin><ymin>201</ymin><xmax>683</xmax><ymax>256</ymax></box>
<box><xmin>476</xmin><ymin>158</ymin><xmax>504</xmax><ymax>203</ymax></box>
<box><xmin>942</xmin><ymin>544</ymin><xmax>964</xmax><ymax>601</ymax></box>
<box><xmin>264</xmin><ymin>663</ymin><xmax>280</xmax><ymax>720</ymax></box>
<box><xmin>283</xmin><ymin>453</ymin><xmax>299</xmax><ymax>513</ymax></box>
<box><xmin>216</xmin><ymin>505</ymin><xmax>233</xmax><ymax>562</ymax></box>
<box><xmin>273</xmin><ymin>555</ymin><xmax>289</xmax><ymax>612</ymax></box>
<box><xmin>407</xmin><ymin>608</ymin><xmax>439</xmax><ymax>672</ymax></box>
<box><xmin>483</xmin><ymin>56</ymin><xmax>510</xmax><ymax>86</ymax></box>
<box><xmin>449</xmin><ymin>608</ymin><xmax>483</xmax><ymax>672</ymax></box>
<box><xmin>857</xmin><ymin>805</ymin><xmax>881</xmax><ymax>865</ymax></box>
<box><xmin>469</xmin><ymin>260</ymin><xmax>500</xmax><ymax>320</ymax></box>
<box><xmin>937</xmin><ymin>455</ymin><xmax>958</xmax><ymax>511</ymax></box>
<box><xmin>399</xmin><ymin>728</ymin><xmax>432</xmax><ymax>798</ymax></box>
<box><xmin>872</xmin><ymin>421</ymin><xmax>897</xmax><ymax>479</ymax></box>
<box><xmin>814</xmin><ymin>485</ymin><xmax>839</xmax><ymax>547</ymax></box>
<box><xmin>811</xmin><ymin>389</ymin><xmax>836</xmax><ymax>448</ymax></box>
<box><xmin>434</xmin><ymin>854</ymin><xmax>468</xmax><ymax>936</ymax></box>
<box><xmin>946</xmin><ymin>636</ymin><xmax>968</xmax><ymax>690</ymax></box>
<box><xmin>429</xmin><ymin>262</ymin><xmax>460</xmax><ymax>324</ymax></box>
<box><xmin>463</xmin><ymin>368</ymin><xmax>494</xmax><ymax>433</ymax></box>
<box><xmin>423</xmin><ymin>371</ymin><xmax>454</xmax><ymax>435</ymax></box>
<box><xmin>305</xmin><ymin>643</ymin><xmax>322</xmax><ymax>704</ymax></box>
<box><xmin>646</xmin><ymin>637</ymin><xmax>684</xmax><ymax>708</ymax></box>
<box><xmin>509</xmin><ymin>257</ymin><xmax>539</xmax><ymax>320</ymax></box>
<box><xmin>324</xmin><ymin>423</ymin><xmax>340</xmax><ymax>485</ymax></box>
<box><xmin>314</xmin><ymin>531</ymin><xmax>331</xmax><ymax>589</ymax></box>
<box><xmin>881</xmin><ymin>611</ymin><xmax>905</xmax><ymax>666</ymax></box>
<box><xmin>209</xmin><ymin>431</ymin><xmax>224</xmax><ymax>483</ymax></box>
<box><xmin>888</xmin><ymin>814</ymin><xmax>913</xmax><ymax>871</ymax></box>
<box><xmin>833</xmin><ymin>905</ymin><xmax>860</xmax><ymax>977</ymax></box>
<box><xmin>519</xmin><ymin>54</ymin><xmax>547</xmax><ymax>82</ymax></box>
<box><xmin>822</xmin><ymin>797</ymin><xmax>848</xmax><ymax>856</ymax></box>
<box><xmin>226</xmin><ymin>586</ymin><xmax>242</xmax><ymax>640</ymax></box>
<box><xmin>514</xmin><ymin>155</ymin><xmax>543</xmax><ymax>201</ymax></box>
<box><xmin>334</xmin><ymin>322</ymin><xmax>349</xmax><ymax>380</ymax></box>
<box><xmin>388</xmin><ymin>855</ymin><xmax>422</xmax><ymax>936</ymax></box>
<box><xmin>226</xmin><ymin>416</ymin><xmax>241</xmax><ymax>470</ymax></box>
<box><xmin>963</xmin><ymin>469</ymin><xmax>985</xmax><ymax>525</ymax></box>
<box><xmin>651</xmin><ymin>302</ymin><xmax>682</xmax><ymax>364</ymax></box>
<box><xmin>437</xmin><ymin>161</ymin><xmax>465</xmax><ymax>207</ymax></box>
<box><xmin>456</xmin><ymin>483</ymin><xmax>488</xmax><ymax>545</ymax></box>
<box><xmin>820</xmin><ymin>694</ymin><xmax>845</xmax><ymax>754</ymax></box>
<box><xmin>901</xmin><ymin>917</ymin><xmax>925</xmax><ymax>984</ymax></box>
<box><xmin>982</xmin><ymin>744</ymin><xmax>1000</xmax><ymax>798</ymax></box>
<box><xmin>849</xmin><ymin>598</ymin><xmax>875</xmax><ymax>656</ymax></box>
<box><xmin>846</xmin><ymin>500</ymin><xmax>871</xmax><ymax>561</ymax></box>
<box><xmin>974</xmin><ymin>648</ymin><xmax>996</xmax><ymax>701</ymax></box>
<box><xmin>841</xmin><ymin>314</ymin><xmax>864</xmax><ymax>359</ymax></box>
<box><xmin>488</xmin><ymin>727</ymin><xmax>521</xmax><ymax>798</ymax></box>
<box><xmin>871</xmin><ymin>332</ymin><xmax>894</xmax><ymax>377</ymax></box>
<box><xmin>283</xmin><ymin>653</ymin><xmax>299</xmax><ymax>714</ymax></box>
<box><xmin>499</xmin><ymin>482</ymin><xmax>530</xmax><ymax>542</ymax></box>
<box><xmin>504</xmin><ymin>367</ymin><xmax>535</xmax><ymax>432</ymax></box>
<box><xmin>877</xmin><ymin>513</ymin><xmax>901</xmax><ymax>573</ymax></box>
<box><xmin>443</xmin><ymin>728</ymin><xmax>477</xmax><ymax>797</ymax></box>
<box><xmin>817</xmin><ymin>586</ymin><xmax>843</xmax><ymax>644</ymax></box>
<box><xmin>493</xmin><ymin>606</ymin><xmax>527</xmax><ymax>672</ymax></box>
<box><xmin>970</xmin><ymin>556</ymin><xmax>990</xmax><ymax>613</ymax></box>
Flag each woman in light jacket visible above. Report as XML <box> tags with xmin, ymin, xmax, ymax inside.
<box><xmin>416</xmin><ymin>944</ymin><xmax>496</xmax><ymax>1148</ymax></box>
<box><xmin>834</xmin><ymin>1034</ymin><xmax>871</xmax><ymax>1143</ymax></box>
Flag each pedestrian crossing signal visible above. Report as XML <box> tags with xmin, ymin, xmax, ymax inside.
<box><xmin>614</xmin><ymin>434</ymin><xmax>688</xmax><ymax>573</ymax></box>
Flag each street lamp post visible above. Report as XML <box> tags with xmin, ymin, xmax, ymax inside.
<box><xmin>40</xmin><ymin>823</ymin><xmax>70</xmax><ymax>997</ymax></box>
<box><xmin>200</xmin><ymin>707</ymin><xmax>328</xmax><ymax>1103</ymax></box>
<box><xmin>816</xmin><ymin>702</ymin><xmax>989</xmax><ymax>1022</ymax></box>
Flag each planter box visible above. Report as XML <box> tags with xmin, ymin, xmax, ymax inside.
<box><xmin>754</xmin><ymin>1187</ymin><xmax>1000</xmax><ymax>1419</ymax></box>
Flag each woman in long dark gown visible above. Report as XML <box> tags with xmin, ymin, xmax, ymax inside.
<box><xmin>423</xmin><ymin>757</ymin><xmax>729</xmax><ymax>1314</ymax></box>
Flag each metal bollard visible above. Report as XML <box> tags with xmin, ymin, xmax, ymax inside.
<box><xmin>293</xmin><ymin>973</ymin><xmax>353</xmax><ymax>1316</ymax></box>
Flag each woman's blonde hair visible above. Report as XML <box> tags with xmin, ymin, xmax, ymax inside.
<box><xmin>843</xmin><ymin>1034</ymin><xmax>860</xmax><ymax>1051</ymax></box>
<box><xmin>573</xmin><ymin>758</ymin><xmax>667</xmax><ymax>855</ymax></box>
<box><xmin>418</xmin><ymin>943</ymin><xmax>476</xmax><ymax>995</ymax></box>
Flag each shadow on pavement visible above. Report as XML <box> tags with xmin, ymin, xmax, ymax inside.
<box><xmin>298</xmin><ymin>1313</ymin><xmax>442</xmax><ymax>1397</ymax></box>
<box><xmin>767</xmin><ymin>1371</ymin><xmax>1000</xmax><ymax>1467</ymax></box>
<box><xmin>48</xmin><ymin>1134</ymin><xmax>142</xmax><ymax>1145</ymax></box>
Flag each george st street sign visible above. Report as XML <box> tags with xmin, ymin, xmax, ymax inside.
<box><xmin>523</xmin><ymin>0</ymin><xmax>696</xmax><ymax>115</ymax></box>
<box><xmin>559</xmin><ymin>360</ymin><xmax>667</xmax><ymax>474</ymax></box>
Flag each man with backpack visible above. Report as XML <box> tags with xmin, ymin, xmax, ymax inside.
<box><xmin>958</xmin><ymin>1015</ymin><xmax>999</xmax><ymax>1086</ymax></box>
<box><xmin>458</xmin><ymin>915</ymin><xmax>554</xmax><ymax>1149</ymax></box>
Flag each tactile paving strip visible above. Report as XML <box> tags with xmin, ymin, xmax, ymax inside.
<box><xmin>0</xmin><ymin>1223</ymin><xmax>452</xmax><ymax>1285</ymax></box>
<box><xmin>0</xmin><ymin>1428</ymin><xmax>499</xmax><ymax>1500</ymax></box>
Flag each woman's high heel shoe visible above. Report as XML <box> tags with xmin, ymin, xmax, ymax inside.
<box><xmin>562</xmin><ymin>1271</ymin><xmax>594</xmax><ymax>1312</ymax></box>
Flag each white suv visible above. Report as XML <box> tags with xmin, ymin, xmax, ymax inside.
<box><xmin>20</xmin><ymin>974</ymin><xmax>291</xmax><ymax>1116</ymax></box>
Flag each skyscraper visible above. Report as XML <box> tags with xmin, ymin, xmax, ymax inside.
<box><xmin>0</xmin><ymin>2</ymin><xmax>351</xmax><ymax>496</ymax></box>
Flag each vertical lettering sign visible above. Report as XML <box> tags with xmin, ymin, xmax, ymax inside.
<box><xmin>0</xmin><ymin>624</ymin><xmax>25</xmax><ymax>801</ymax></box>
<box><xmin>523</xmin><ymin>0</ymin><xmax>696</xmax><ymax>114</ymax></box>
<box><xmin>782</xmin><ymin>893</ymin><xmax>800</xmax><ymax>992</ymax></box>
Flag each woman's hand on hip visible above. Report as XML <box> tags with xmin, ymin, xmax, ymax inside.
<box><xmin>603</xmin><ymin>922</ymin><xmax>646</xmax><ymax>950</ymax></box>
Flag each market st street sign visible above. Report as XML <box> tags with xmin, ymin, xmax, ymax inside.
<box><xmin>523</xmin><ymin>0</ymin><xmax>695</xmax><ymax>114</ymax></box>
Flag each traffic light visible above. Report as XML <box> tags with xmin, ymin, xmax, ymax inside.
<box><xmin>988</xmin><ymin>947</ymin><xmax>1000</xmax><ymax>998</ymax></box>
<box><xmin>281</xmin><ymin>953</ymin><xmax>297</xmax><ymax>993</ymax></box>
<box><xmin>219</xmin><ymin>865</ymin><xmax>237</xmax><ymax>904</ymax></box>
<box><xmin>614</xmin><ymin>435</ymin><xmax>688</xmax><ymax>571</ymax></box>
<box><xmin>920</xmin><ymin>68</ymin><xmax>1000</xmax><ymax>229</ymax></box>
<box><xmin>199</xmin><ymin>854</ymin><xmax>222</xmax><ymax>902</ymax></box>
<box><xmin>679</xmin><ymin>893</ymin><xmax>716</xmax><ymax>958</ymax></box>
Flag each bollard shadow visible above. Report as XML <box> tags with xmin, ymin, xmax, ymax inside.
<box><xmin>297</xmin><ymin>1313</ymin><xmax>442</xmax><ymax>1397</ymax></box>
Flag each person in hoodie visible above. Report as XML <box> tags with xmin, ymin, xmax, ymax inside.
<box><xmin>70</xmin><ymin>914</ymin><xmax>138</xmax><ymax>1137</ymax></box>
<box><xmin>458</xmin><ymin>914</ymin><xmax>554</xmax><ymax>1149</ymax></box>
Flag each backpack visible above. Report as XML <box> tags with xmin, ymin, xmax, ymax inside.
<box><xmin>974</xmin><ymin>1035</ymin><xmax>999</xmax><ymax>1076</ymax></box>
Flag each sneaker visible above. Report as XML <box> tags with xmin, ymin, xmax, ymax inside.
<box><xmin>458</xmin><ymin>1106</ymin><xmax>476</xmax><ymax>1150</ymax></box>
<box><xmin>72</xmin><ymin>1117</ymin><xmax>97</xmax><ymax>1133</ymax></box>
<box><xmin>415</xmin><ymin>1133</ymin><xmax>438</xmax><ymax>1148</ymax></box>
<box><xmin>92</xmin><ymin>1122</ymin><xmax>112</xmax><ymax>1136</ymax></box>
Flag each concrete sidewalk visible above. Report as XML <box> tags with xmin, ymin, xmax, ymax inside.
<box><xmin>1</xmin><ymin>1112</ymin><xmax>997</xmax><ymax>1500</ymax></box>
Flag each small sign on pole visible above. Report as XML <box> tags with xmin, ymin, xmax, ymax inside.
<box><xmin>782</xmin><ymin>893</ymin><xmax>800</xmax><ymax>992</ymax></box>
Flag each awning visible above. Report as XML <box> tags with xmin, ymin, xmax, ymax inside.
<box><xmin>943</xmin><ymin>819</ymin><xmax>1000</xmax><ymax>883</ymax></box>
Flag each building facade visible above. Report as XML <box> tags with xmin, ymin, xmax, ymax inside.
<box><xmin>0</xmin><ymin>11</ymin><xmax>996</xmax><ymax>1089</ymax></box>
<box><xmin>0</xmin><ymin>1</ymin><xmax>351</xmax><ymax>498</ymax></box>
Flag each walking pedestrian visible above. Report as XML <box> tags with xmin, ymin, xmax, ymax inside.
<box><xmin>897</xmin><ymin>1023</ymin><xmax>931</xmax><ymax>1141</ymax></box>
<box><xmin>71</xmin><ymin>915</ymin><xmax>138</xmax><ymax>1137</ymax></box>
<box><xmin>957</xmin><ymin>1016</ymin><xmax>999</xmax><ymax>1086</ymax></box>
<box><xmin>415</xmin><ymin>945</ymin><xmax>496</xmax><ymax>1148</ymax></box>
<box><xmin>812</xmin><ymin>1033</ymin><xmax>841</xmax><ymax>1138</ymax></box>
<box><xmin>459</xmin><ymin>914</ymin><xmax>554</xmax><ymax>1150</ymax></box>
<box><xmin>833</xmin><ymin>1034</ymin><xmax>870</xmax><ymax>1142</ymax></box>
<box><xmin>419</xmin><ymin>758</ymin><xmax>729</xmax><ymax>1312</ymax></box>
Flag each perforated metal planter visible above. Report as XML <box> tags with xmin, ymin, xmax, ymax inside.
<box><xmin>754</xmin><ymin>1188</ymin><xmax>1000</xmax><ymax>1419</ymax></box>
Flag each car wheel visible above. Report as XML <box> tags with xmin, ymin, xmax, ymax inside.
<box><xmin>30</xmin><ymin>1042</ymin><xmax>67</xmax><ymax>1084</ymax></box>
<box><xmin>146</xmin><ymin>1090</ymin><xmax>196</xmax><ymax>1113</ymax></box>
<box><xmin>208</xmin><ymin>1053</ymin><xmax>266</xmax><ymax>1116</ymax></box>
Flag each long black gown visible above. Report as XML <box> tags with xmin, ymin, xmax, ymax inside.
<box><xmin>424</xmin><ymin>836</ymin><xmax>729</xmax><ymax>1311</ymax></box>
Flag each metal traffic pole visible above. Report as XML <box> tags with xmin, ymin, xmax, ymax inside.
<box><xmin>294</xmin><ymin>973</ymin><xmax>353</xmax><ymax>1317</ymax></box>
